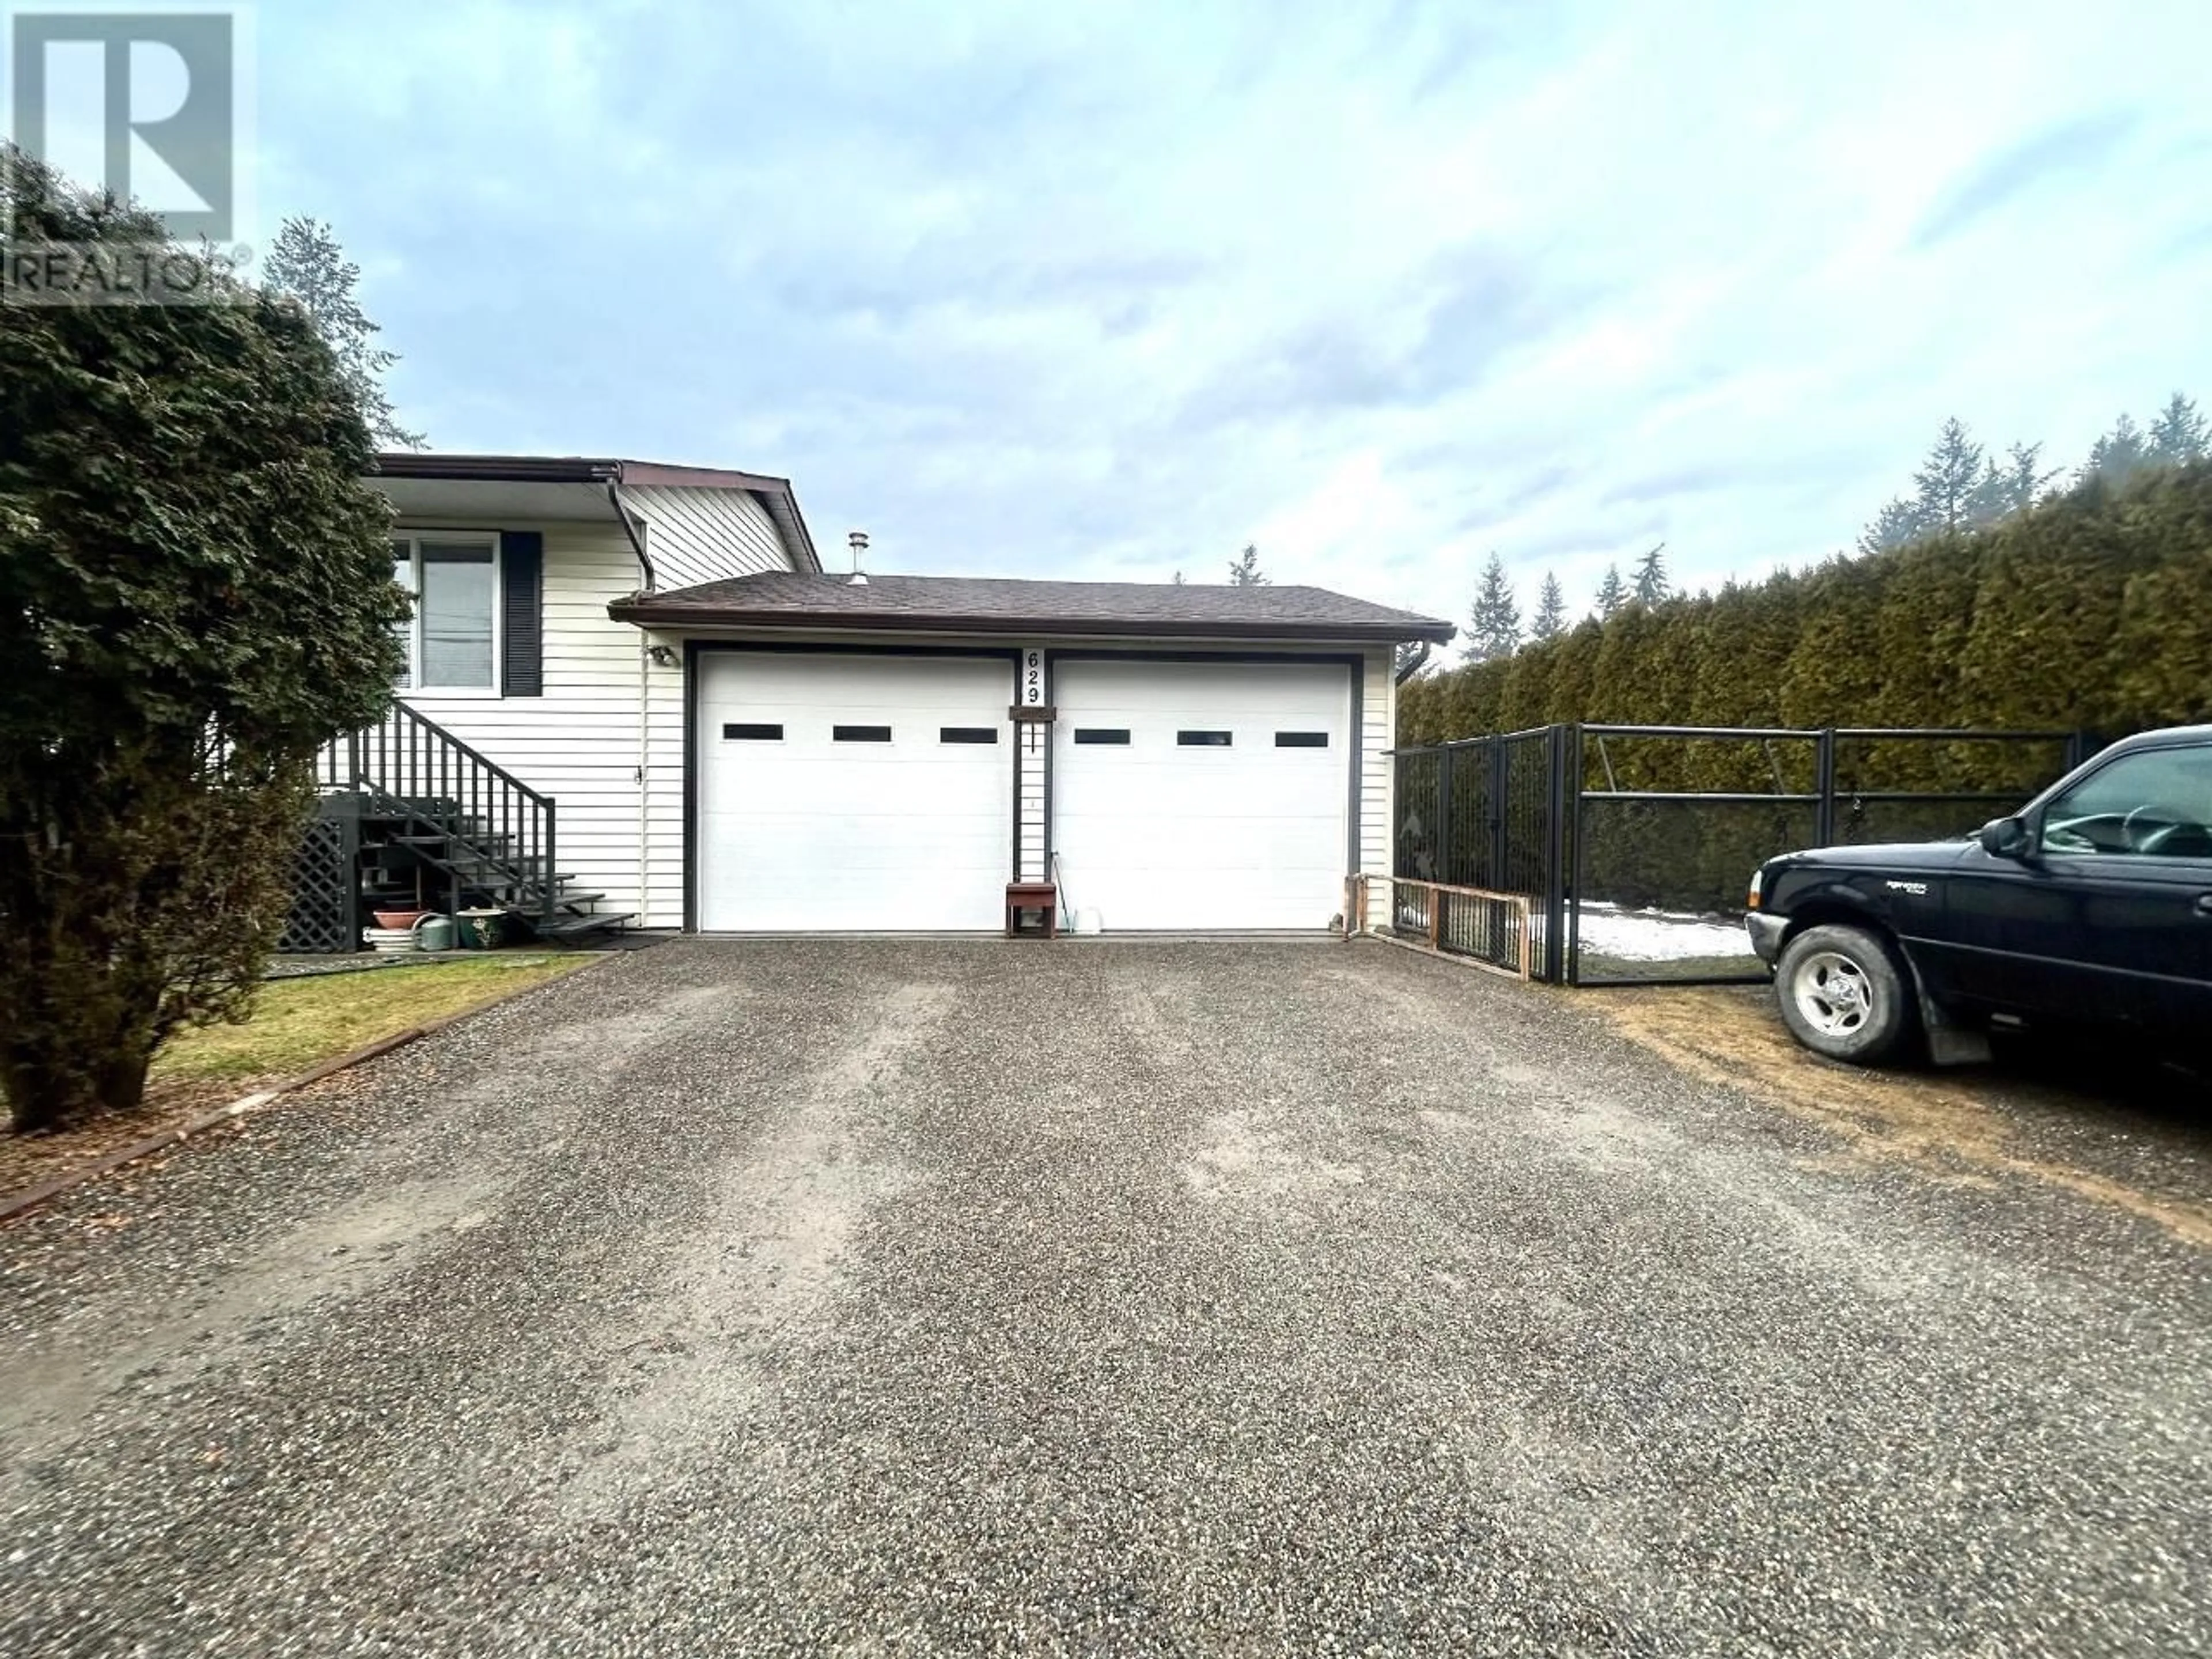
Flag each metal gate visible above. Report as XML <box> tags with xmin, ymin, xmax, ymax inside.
<box><xmin>1391</xmin><ymin>725</ymin><xmax>1568</xmax><ymax>978</ymax></box>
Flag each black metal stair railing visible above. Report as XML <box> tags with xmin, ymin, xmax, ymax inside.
<box><xmin>323</xmin><ymin>700</ymin><xmax>560</xmax><ymax>925</ymax></box>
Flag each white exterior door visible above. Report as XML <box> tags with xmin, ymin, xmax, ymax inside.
<box><xmin>1051</xmin><ymin>657</ymin><xmax>1353</xmax><ymax>931</ymax></box>
<box><xmin>697</xmin><ymin>652</ymin><xmax>1013</xmax><ymax>931</ymax></box>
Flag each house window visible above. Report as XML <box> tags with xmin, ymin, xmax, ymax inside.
<box><xmin>392</xmin><ymin>535</ymin><xmax>498</xmax><ymax>691</ymax></box>
<box><xmin>1177</xmin><ymin>730</ymin><xmax>1233</xmax><ymax>747</ymax></box>
<box><xmin>833</xmin><ymin>725</ymin><xmax>893</xmax><ymax>743</ymax></box>
<box><xmin>1275</xmin><ymin>731</ymin><xmax>1330</xmax><ymax>748</ymax></box>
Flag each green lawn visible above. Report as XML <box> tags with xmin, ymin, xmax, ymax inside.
<box><xmin>154</xmin><ymin>955</ymin><xmax>593</xmax><ymax>1084</ymax></box>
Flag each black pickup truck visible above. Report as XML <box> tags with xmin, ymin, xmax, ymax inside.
<box><xmin>1746</xmin><ymin>725</ymin><xmax>2212</xmax><ymax>1065</ymax></box>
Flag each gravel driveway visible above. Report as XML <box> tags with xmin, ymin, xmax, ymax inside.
<box><xmin>4</xmin><ymin>940</ymin><xmax>2209</xmax><ymax>1656</ymax></box>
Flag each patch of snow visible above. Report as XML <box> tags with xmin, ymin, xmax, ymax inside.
<box><xmin>1574</xmin><ymin>902</ymin><xmax>1754</xmax><ymax>963</ymax></box>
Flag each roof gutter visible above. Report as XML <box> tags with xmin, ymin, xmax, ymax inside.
<box><xmin>370</xmin><ymin>453</ymin><xmax>656</xmax><ymax>589</ymax></box>
<box><xmin>603</xmin><ymin>601</ymin><xmax>1456</xmax><ymax>646</ymax></box>
<box><xmin>372</xmin><ymin>453</ymin><xmax>623</xmax><ymax>486</ymax></box>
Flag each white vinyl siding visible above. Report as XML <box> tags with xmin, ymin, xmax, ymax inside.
<box><xmin>623</xmin><ymin>485</ymin><xmax>787</xmax><ymax>588</ymax></box>
<box><xmin>389</xmin><ymin>482</ymin><xmax>813</xmax><ymax>929</ymax></box>
<box><xmin>1363</xmin><ymin>645</ymin><xmax>1392</xmax><ymax>885</ymax></box>
<box><xmin>397</xmin><ymin>525</ymin><xmax>684</xmax><ymax>927</ymax></box>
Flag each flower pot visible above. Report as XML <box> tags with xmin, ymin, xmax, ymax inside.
<box><xmin>373</xmin><ymin>908</ymin><xmax>426</xmax><ymax>930</ymax></box>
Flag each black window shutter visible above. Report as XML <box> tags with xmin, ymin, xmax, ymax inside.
<box><xmin>499</xmin><ymin>531</ymin><xmax>544</xmax><ymax>696</ymax></box>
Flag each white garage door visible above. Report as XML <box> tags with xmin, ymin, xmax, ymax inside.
<box><xmin>1052</xmin><ymin>658</ymin><xmax>1353</xmax><ymax>931</ymax></box>
<box><xmin>697</xmin><ymin>652</ymin><xmax>1013</xmax><ymax>931</ymax></box>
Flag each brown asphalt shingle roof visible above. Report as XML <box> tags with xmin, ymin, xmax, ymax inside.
<box><xmin>608</xmin><ymin>571</ymin><xmax>1455</xmax><ymax>644</ymax></box>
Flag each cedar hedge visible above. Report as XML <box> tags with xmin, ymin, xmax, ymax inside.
<box><xmin>1397</xmin><ymin>463</ymin><xmax>2212</xmax><ymax>915</ymax></box>
<box><xmin>1401</xmin><ymin>461</ymin><xmax>2212</xmax><ymax>771</ymax></box>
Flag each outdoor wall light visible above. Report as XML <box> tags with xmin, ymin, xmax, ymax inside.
<box><xmin>647</xmin><ymin>644</ymin><xmax>678</xmax><ymax>668</ymax></box>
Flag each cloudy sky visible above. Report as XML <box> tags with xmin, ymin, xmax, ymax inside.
<box><xmin>250</xmin><ymin>0</ymin><xmax>2211</xmax><ymax>624</ymax></box>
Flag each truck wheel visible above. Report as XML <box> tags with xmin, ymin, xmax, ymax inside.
<box><xmin>1775</xmin><ymin>924</ymin><xmax>1918</xmax><ymax>1066</ymax></box>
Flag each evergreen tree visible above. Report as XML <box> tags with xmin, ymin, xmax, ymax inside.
<box><xmin>1438</xmin><ymin>658</ymin><xmax>1505</xmax><ymax>740</ymax></box>
<box><xmin>1857</xmin><ymin>496</ymin><xmax>1927</xmax><ymax>556</ymax></box>
<box><xmin>2109</xmin><ymin>469</ymin><xmax>2212</xmax><ymax>728</ymax></box>
<box><xmin>1497</xmin><ymin>641</ymin><xmax>1553</xmax><ymax>732</ymax></box>
<box><xmin>1982</xmin><ymin>441</ymin><xmax>2057</xmax><ymax>518</ymax></box>
<box><xmin>1867</xmin><ymin>533</ymin><xmax>1985</xmax><ymax>732</ymax></box>
<box><xmin>1631</xmin><ymin>543</ymin><xmax>1669</xmax><ymax>605</ymax></box>
<box><xmin>1226</xmin><ymin>544</ymin><xmax>1268</xmax><ymax>586</ymax></box>
<box><xmin>1860</xmin><ymin>418</ymin><xmax>2047</xmax><ymax>553</ymax></box>
<box><xmin>1529</xmin><ymin>572</ymin><xmax>1567</xmax><ymax>642</ymax></box>
<box><xmin>1778</xmin><ymin>556</ymin><xmax>1886</xmax><ymax>729</ymax></box>
<box><xmin>2149</xmin><ymin>393</ymin><xmax>2210</xmax><ymax>464</ymax></box>
<box><xmin>1588</xmin><ymin>603</ymin><xmax>1662</xmax><ymax>722</ymax></box>
<box><xmin>1593</xmin><ymin>563</ymin><xmax>1626</xmax><ymax>618</ymax></box>
<box><xmin>1463</xmin><ymin>553</ymin><xmax>1520</xmax><ymax>662</ymax></box>
<box><xmin>1959</xmin><ymin>483</ymin><xmax>2148</xmax><ymax>731</ymax></box>
<box><xmin>1911</xmin><ymin>417</ymin><xmax>1993</xmax><ymax>533</ymax></box>
<box><xmin>1542</xmin><ymin>618</ymin><xmax>1605</xmax><ymax>725</ymax></box>
<box><xmin>2</xmin><ymin>151</ymin><xmax>406</xmax><ymax>1130</ymax></box>
<box><xmin>1722</xmin><ymin>571</ymin><xmax>1801</xmax><ymax>729</ymax></box>
<box><xmin>2084</xmin><ymin>414</ymin><xmax>2150</xmax><ymax>485</ymax></box>
<box><xmin>261</xmin><ymin>215</ymin><xmax>424</xmax><ymax>449</ymax></box>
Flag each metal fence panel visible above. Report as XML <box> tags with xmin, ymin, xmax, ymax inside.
<box><xmin>1393</xmin><ymin>722</ymin><xmax>2092</xmax><ymax>988</ymax></box>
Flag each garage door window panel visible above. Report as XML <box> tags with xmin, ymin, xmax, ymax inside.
<box><xmin>833</xmin><ymin>725</ymin><xmax>893</xmax><ymax>743</ymax></box>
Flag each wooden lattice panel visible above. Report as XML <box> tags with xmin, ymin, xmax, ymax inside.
<box><xmin>276</xmin><ymin>816</ymin><xmax>358</xmax><ymax>954</ymax></box>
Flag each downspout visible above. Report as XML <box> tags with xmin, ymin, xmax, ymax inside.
<box><xmin>1393</xmin><ymin>641</ymin><xmax>1431</xmax><ymax>685</ymax></box>
<box><xmin>607</xmin><ymin>476</ymin><xmax>655</xmax><ymax>592</ymax></box>
<box><xmin>608</xmin><ymin>472</ymin><xmax>656</xmax><ymax>925</ymax></box>
<box><xmin>638</xmin><ymin>635</ymin><xmax>652</xmax><ymax>927</ymax></box>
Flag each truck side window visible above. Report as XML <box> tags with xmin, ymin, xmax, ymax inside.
<box><xmin>2043</xmin><ymin>747</ymin><xmax>2212</xmax><ymax>858</ymax></box>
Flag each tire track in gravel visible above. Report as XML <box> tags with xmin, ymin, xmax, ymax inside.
<box><xmin>554</xmin><ymin>977</ymin><xmax>958</xmax><ymax>1517</ymax></box>
<box><xmin>0</xmin><ymin>947</ymin><xmax>889</xmax><ymax>1655</ymax></box>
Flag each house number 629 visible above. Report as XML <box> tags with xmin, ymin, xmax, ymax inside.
<box><xmin>1024</xmin><ymin>650</ymin><xmax>1043</xmax><ymax>704</ymax></box>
